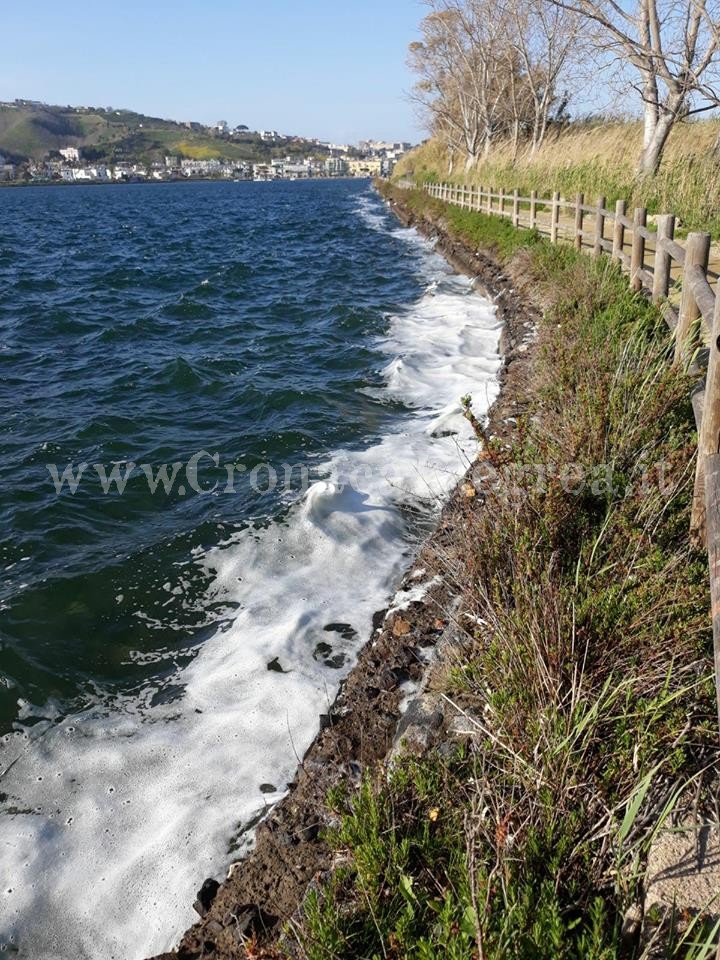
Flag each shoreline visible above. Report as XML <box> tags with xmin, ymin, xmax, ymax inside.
<box><xmin>149</xmin><ymin>187</ymin><xmax>539</xmax><ymax>959</ymax></box>
<box><xmin>0</xmin><ymin>175</ymin><xmax>369</xmax><ymax>190</ymax></box>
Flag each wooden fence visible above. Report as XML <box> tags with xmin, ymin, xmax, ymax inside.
<box><xmin>411</xmin><ymin>179</ymin><xmax>720</xmax><ymax>724</ymax></box>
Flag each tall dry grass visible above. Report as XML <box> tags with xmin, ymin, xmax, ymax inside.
<box><xmin>395</xmin><ymin>120</ymin><xmax>720</xmax><ymax>236</ymax></box>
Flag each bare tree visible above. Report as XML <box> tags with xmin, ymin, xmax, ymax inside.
<box><xmin>548</xmin><ymin>0</ymin><xmax>720</xmax><ymax>176</ymax></box>
<box><xmin>409</xmin><ymin>0</ymin><xmax>583</xmax><ymax>168</ymax></box>
<box><xmin>506</xmin><ymin>0</ymin><xmax>583</xmax><ymax>155</ymax></box>
<box><xmin>409</xmin><ymin>0</ymin><xmax>515</xmax><ymax>169</ymax></box>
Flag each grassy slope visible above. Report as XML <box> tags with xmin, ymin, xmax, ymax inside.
<box><xmin>0</xmin><ymin>106</ymin><xmax>85</xmax><ymax>158</ymax></box>
<box><xmin>287</xmin><ymin>185</ymin><xmax>718</xmax><ymax>959</ymax></box>
<box><xmin>394</xmin><ymin>121</ymin><xmax>720</xmax><ymax>237</ymax></box>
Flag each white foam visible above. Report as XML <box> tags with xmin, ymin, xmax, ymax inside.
<box><xmin>0</xmin><ymin>191</ymin><xmax>502</xmax><ymax>960</ymax></box>
<box><xmin>387</xmin><ymin>576</ymin><xmax>441</xmax><ymax>615</ymax></box>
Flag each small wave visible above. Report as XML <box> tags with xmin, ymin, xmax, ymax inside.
<box><xmin>355</xmin><ymin>193</ymin><xmax>390</xmax><ymax>233</ymax></box>
<box><xmin>162</xmin><ymin>298</ymin><xmax>215</xmax><ymax>322</ymax></box>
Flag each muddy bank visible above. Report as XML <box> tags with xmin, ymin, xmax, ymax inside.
<box><xmin>149</xmin><ymin>189</ymin><xmax>539</xmax><ymax>960</ymax></box>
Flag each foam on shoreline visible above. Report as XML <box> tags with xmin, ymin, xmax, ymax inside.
<box><xmin>0</xmin><ymin>191</ymin><xmax>502</xmax><ymax>960</ymax></box>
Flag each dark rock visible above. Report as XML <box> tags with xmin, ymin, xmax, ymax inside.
<box><xmin>267</xmin><ymin>657</ymin><xmax>290</xmax><ymax>673</ymax></box>
<box><xmin>301</xmin><ymin>822</ymin><xmax>320</xmax><ymax>842</ymax></box>
<box><xmin>193</xmin><ymin>877</ymin><xmax>220</xmax><ymax>918</ymax></box>
<box><xmin>224</xmin><ymin>904</ymin><xmax>276</xmax><ymax>942</ymax></box>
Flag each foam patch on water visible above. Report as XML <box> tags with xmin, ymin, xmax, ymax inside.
<box><xmin>0</xmin><ymin>192</ymin><xmax>502</xmax><ymax>959</ymax></box>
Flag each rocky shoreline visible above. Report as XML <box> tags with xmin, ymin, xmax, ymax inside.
<box><xmin>150</xmin><ymin>188</ymin><xmax>540</xmax><ymax>960</ymax></box>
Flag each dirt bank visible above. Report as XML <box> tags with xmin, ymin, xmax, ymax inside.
<box><xmin>149</xmin><ymin>188</ymin><xmax>539</xmax><ymax>960</ymax></box>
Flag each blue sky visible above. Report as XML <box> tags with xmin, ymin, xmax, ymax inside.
<box><xmin>1</xmin><ymin>0</ymin><xmax>426</xmax><ymax>144</ymax></box>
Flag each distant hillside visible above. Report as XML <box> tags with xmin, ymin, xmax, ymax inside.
<box><xmin>0</xmin><ymin>101</ymin><xmax>327</xmax><ymax>164</ymax></box>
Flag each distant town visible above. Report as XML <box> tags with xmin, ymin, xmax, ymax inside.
<box><xmin>0</xmin><ymin>100</ymin><xmax>413</xmax><ymax>186</ymax></box>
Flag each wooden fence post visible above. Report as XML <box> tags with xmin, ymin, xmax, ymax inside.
<box><xmin>594</xmin><ymin>196</ymin><xmax>607</xmax><ymax>258</ymax></box>
<box><xmin>652</xmin><ymin>214</ymin><xmax>676</xmax><ymax>304</ymax></box>
<box><xmin>612</xmin><ymin>199</ymin><xmax>626</xmax><ymax>264</ymax></box>
<box><xmin>700</xmin><ymin>294</ymin><xmax>720</xmax><ymax>730</ymax></box>
<box><xmin>499</xmin><ymin>188</ymin><xmax>505</xmax><ymax>218</ymax></box>
<box><xmin>487</xmin><ymin>187</ymin><xmax>492</xmax><ymax>215</ymax></box>
<box><xmin>692</xmin><ymin>280</ymin><xmax>720</xmax><ymax>538</ymax></box>
<box><xmin>674</xmin><ymin>231</ymin><xmax>711</xmax><ymax>366</ymax></box>
<box><xmin>530</xmin><ymin>190</ymin><xmax>537</xmax><ymax>230</ymax></box>
<box><xmin>630</xmin><ymin>207</ymin><xmax>647</xmax><ymax>292</ymax></box>
<box><xmin>703</xmin><ymin>449</ymin><xmax>720</xmax><ymax>731</ymax></box>
<box><xmin>550</xmin><ymin>191</ymin><xmax>560</xmax><ymax>243</ymax></box>
<box><xmin>512</xmin><ymin>189</ymin><xmax>519</xmax><ymax>228</ymax></box>
<box><xmin>574</xmin><ymin>193</ymin><xmax>584</xmax><ymax>251</ymax></box>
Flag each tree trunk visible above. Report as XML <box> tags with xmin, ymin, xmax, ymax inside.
<box><xmin>529</xmin><ymin>110</ymin><xmax>548</xmax><ymax>159</ymax></box>
<box><xmin>637</xmin><ymin>112</ymin><xmax>675</xmax><ymax>178</ymax></box>
<box><xmin>642</xmin><ymin>78</ymin><xmax>660</xmax><ymax>150</ymax></box>
<box><xmin>511</xmin><ymin>120</ymin><xmax>520</xmax><ymax>164</ymax></box>
<box><xmin>713</xmin><ymin>129</ymin><xmax>720</xmax><ymax>160</ymax></box>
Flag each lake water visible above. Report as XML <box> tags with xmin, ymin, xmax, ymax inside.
<box><xmin>0</xmin><ymin>178</ymin><xmax>501</xmax><ymax>958</ymax></box>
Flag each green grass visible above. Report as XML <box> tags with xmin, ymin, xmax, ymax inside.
<box><xmin>288</xmin><ymin>191</ymin><xmax>718</xmax><ymax>959</ymax></box>
<box><xmin>386</xmin><ymin>181</ymin><xmax>543</xmax><ymax>259</ymax></box>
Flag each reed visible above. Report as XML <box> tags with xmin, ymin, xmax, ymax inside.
<box><xmin>395</xmin><ymin>120</ymin><xmax>720</xmax><ymax>237</ymax></box>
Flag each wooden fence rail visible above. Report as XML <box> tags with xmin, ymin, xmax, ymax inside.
<box><xmin>400</xmin><ymin>178</ymin><xmax>720</xmax><ymax>727</ymax></box>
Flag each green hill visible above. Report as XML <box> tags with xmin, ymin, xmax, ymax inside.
<box><xmin>0</xmin><ymin>101</ymin><xmax>324</xmax><ymax>165</ymax></box>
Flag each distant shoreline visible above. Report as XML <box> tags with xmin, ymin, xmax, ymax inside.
<box><xmin>0</xmin><ymin>175</ymin><xmax>370</xmax><ymax>190</ymax></box>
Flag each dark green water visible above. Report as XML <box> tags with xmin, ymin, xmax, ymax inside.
<box><xmin>0</xmin><ymin>178</ymin><xmax>502</xmax><ymax>959</ymax></box>
<box><xmin>0</xmin><ymin>179</ymin><xmax>430</xmax><ymax>727</ymax></box>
